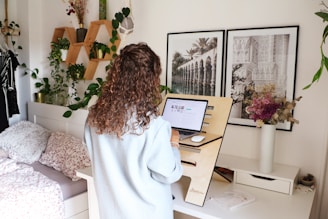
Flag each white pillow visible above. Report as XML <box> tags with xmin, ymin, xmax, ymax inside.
<box><xmin>39</xmin><ymin>131</ymin><xmax>91</xmax><ymax>181</ymax></box>
<box><xmin>0</xmin><ymin>121</ymin><xmax>50</xmax><ymax>164</ymax></box>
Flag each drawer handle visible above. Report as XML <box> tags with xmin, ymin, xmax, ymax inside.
<box><xmin>251</xmin><ymin>174</ymin><xmax>275</xmax><ymax>181</ymax></box>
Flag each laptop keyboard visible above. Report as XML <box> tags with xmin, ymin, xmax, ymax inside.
<box><xmin>179</xmin><ymin>130</ymin><xmax>195</xmax><ymax>136</ymax></box>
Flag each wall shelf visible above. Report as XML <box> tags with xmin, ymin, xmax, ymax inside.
<box><xmin>51</xmin><ymin>20</ymin><xmax>121</xmax><ymax>80</ymax></box>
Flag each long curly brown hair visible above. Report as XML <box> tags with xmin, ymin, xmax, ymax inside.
<box><xmin>87</xmin><ymin>43</ymin><xmax>162</xmax><ymax>137</ymax></box>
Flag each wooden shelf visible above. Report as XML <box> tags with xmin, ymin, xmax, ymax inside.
<box><xmin>50</xmin><ymin>20</ymin><xmax>121</xmax><ymax>80</ymax></box>
<box><xmin>52</xmin><ymin>27</ymin><xmax>76</xmax><ymax>44</ymax></box>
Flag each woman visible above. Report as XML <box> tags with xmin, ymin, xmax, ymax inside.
<box><xmin>84</xmin><ymin>43</ymin><xmax>183</xmax><ymax>219</ymax></box>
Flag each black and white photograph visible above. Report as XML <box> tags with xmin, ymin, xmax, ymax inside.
<box><xmin>166</xmin><ymin>30</ymin><xmax>225</xmax><ymax>96</ymax></box>
<box><xmin>225</xmin><ymin>26</ymin><xmax>299</xmax><ymax>130</ymax></box>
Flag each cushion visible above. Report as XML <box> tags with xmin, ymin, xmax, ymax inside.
<box><xmin>0</xmin><ymin>121</ymin><xmax>50</xmax><ymax>164</ymax></box>
<box><xmin>39</xmin><ymin>131</ymin><xmax>91</xmax><ymax>181</ymax></box>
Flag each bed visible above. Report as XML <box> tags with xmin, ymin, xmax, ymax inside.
<box><xmin>0</xmin><ymin>102</ymin><xmax>90</xmax><ymax>219</ymax></box>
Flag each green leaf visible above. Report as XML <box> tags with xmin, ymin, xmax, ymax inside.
<box><xmin>68</xmin><ymin>103</ymin><xmax>81</xmax><ymax>110</ymax></box>
<box><xmin>324</xmin><ymin>55</ymin><xmax>328</xmax><ymax>71</ymax></box>
<box><xmin>112</xmin><ymin>30</ymin><xmax>118</xmax><ymax>37</ymax></box>
<box><xmin>112</xmin><ymin>19</ymin><xmax>119</xmax><ymax>29</ymax></box>
<box><xmin>312</xmin><ymin>66</ymin><xmax>323</xmax><ymax>83</ymax></box>
<box><xmin>303</xmin><ymin>83</ymin><xmax>312</xmax><ymax>90</ymax></box>
<box><xmin>115</xmin><ymin>12</ymin><xmax>124</xmax><ymax>22</ymax></box>
<box><xmin>63</xmin><ymin>110</ymin><xmax>72</xmax><ymax>118</ymax></box>
<box><xmin>323</xmin><ymin>25</ymin><xmax>328</xmax><ymax>42</ymax></box>
<box><xmin>122</xmin><ymin>7</ymin><xmax>130</xmax><ymax>17</ymax></box>
<box><xmin>96</xmin><ymin>77</ymin><xmax>103</xmax><ymax>84</ymax></box>
<box><xmin>111</xmin><ymin>45</ymin><xmax>117</xmax><ymax>52</ymax></box>
<box><xmin>35</xmin><ymin>82</ymin><xmax>43</xmax><ymax>88</ymax></box>
<box><xmin>31</xmin><ymin>72</ymin><xmax>37</xmax><ymax>79</ymax></box>
<box><xmin>87</xmin><ymin>83</ymin><xmax>100</xmax><ymax>90</ymax></box>
<box><xmin>316</xmin><ymin>12</ymin><xmax>328</xmax><ymax>22</ymax></box>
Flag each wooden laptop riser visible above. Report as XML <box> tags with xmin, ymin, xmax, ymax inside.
<box><xmin>160</xmin><ymin>94</ymin><xmax>232</xmax><ymax>206</ymax></box>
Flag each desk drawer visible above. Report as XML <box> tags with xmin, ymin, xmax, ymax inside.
<box><xmin>235</xmin><ymin>171</ymin><xmax>293</xmax><ymax>194</ymax></box>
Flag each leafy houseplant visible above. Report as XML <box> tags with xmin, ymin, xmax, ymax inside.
<box><xmin>56</xmin><ymin>37</ymin><xmax>70</xmax><ymax>50</ymax></box>
<box><xmin>63</xmin><ymin>78</ymin><xmax>104</xmax><ymax>118</ymax></box>
<box><xmin>304</xmin><ymin>1</ymin><xmax>328</xmax><ymax>89</ymax></box>
<box><xmin>89</xmin><ymin>41</ymin><xmax>111</xmax><ymax>59</ymax></box>
<box><xmin>63</xmin><ymin>7</ymin><xmax>131</xmax><ymax>117</ymax></box>
<box><xmin>48</xmin><ymin>40</ymin><xmax>69</xmax><ymax>105</ymax></box>
<box><xmin>52</xmin><ymin>38</ymin><xmax>70</xmax><ymax>61</ymax></box>
<box><xmin>66</xmin><ymin>63</ymin><xmax>85</xmax><ymax>104</ymax></box>
<box><xmin>67</xmin><ymin>63</ymin><xmax>85</xmax><ymax>80</ymax></box>
<box><xmin>22</xmin><ymin>65</ymin><xmax>51</xmax><ymax>102</ymax></box>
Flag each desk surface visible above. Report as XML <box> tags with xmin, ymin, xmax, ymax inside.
<box><xmin>172</xmin><ymin>175</ymin><xmax>315</xmax><ymax>219</ymax></box>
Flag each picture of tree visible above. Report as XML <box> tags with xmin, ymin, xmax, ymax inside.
<box><xmin>166</xmin><ymin>30</ymin><xmax>225</xmax><ymax>97</ymax></box>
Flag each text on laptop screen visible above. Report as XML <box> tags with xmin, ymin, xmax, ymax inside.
<box><xmin>162</xmin><ymin>98</ymin><xmax>208</xmax><ymax>132</ymax></box>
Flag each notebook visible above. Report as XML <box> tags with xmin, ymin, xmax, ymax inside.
<box><xmin>162</xmin><ymin>97</ymin><xmax>208</xmax><ymax>140</ymax></box>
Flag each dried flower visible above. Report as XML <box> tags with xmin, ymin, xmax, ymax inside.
<box><xmin>245</xmin><ymin>84</ymin><xmax>302</xmax><ymax>127</ymax></box>
<box><xmin>64</xmin><ymin>0</ymin><xmax>87</xmax><ymax>24</ymax></box>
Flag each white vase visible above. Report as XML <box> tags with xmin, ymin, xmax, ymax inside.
<box><xmin>259</xmin><ymin>124</ymin><xmax>276</xmax><ymax>173</ymax></box>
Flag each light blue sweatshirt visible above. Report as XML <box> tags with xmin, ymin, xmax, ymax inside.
<box><xmin>84</xmin><ymin>116</ymin><xmax>183</xmax><ymax>219</ymax></box>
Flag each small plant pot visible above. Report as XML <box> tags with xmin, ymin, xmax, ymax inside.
<box><xmin>60</xmin><ymin>49</ymin><xmax>68</xmax><ymax>61</ymax></box>
<box><xmin>300</xmin><ymin>174</ymin><xmax>315</xmax><ymax>187</ymax></box>
<box><xmin>97</xmin><ymin>49</ymin><xmax>104</xmax><ymax>59</ymax></box>
<box><xmin>34</xmin><ymin>92</ymin><xmax>45</xmax><ymax>103</ymax></box>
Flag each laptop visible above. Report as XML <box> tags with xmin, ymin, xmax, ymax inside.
<box><xmin>161</xmin><ymin>97</ymin><xmax>208</xmax><ymax>140</ymax></box>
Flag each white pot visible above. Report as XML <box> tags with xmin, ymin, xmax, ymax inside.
<box><xmin>60</xmin><ymin>49</ymin><xmax>68</xmax><ymax>61</ymax></box>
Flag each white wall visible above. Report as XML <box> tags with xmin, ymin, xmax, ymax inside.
<box><xmin>11</xmin><ymin>0</ymin><xmax>328</xmax><ymax>218</ymax></box>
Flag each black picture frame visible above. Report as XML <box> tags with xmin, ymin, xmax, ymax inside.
<box><xmin>166</xmin><ymin>30</ymin><xmax>225</xmax><ymax>96</ymax></box>
<box><xmin>224</xmin><ymin>26</ymin><xmax>299</xmax><ymax>131</ymax></box>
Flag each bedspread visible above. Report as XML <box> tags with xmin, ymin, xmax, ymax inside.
<box><xmin>0</xmin><ymin>158</ymin><xmax>64</xmax><ymax>219</ymax></box>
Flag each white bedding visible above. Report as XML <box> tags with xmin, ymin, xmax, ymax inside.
<box><xmin>0</xmin><ymin>158</ymin><xmax>64</xmax><ymax>219</ymax></box>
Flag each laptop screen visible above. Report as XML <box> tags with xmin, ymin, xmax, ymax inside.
<box><xmin>162</xmin><ymin>97</ymin><xmax>208</xmax><ymax>132</ymax></box>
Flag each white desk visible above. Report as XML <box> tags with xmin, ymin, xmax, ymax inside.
<box><xmin>77</xmin><ymin>154</ymin><xmax>315</xmax><ymax>219</ymax></box>
<box><xmin>173</xmin><ymin>176</ymin><xmax>315</xmax><ymax>219</ymax></box>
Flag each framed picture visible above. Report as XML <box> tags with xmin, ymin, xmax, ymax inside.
<box><xmin>166</xmin><ymin>30</ymin><xmax>225</xmax><ymax>96</ymax></box>
<box><xmin>224</xmin><ymin>26</ymin><xmax>299</xmax><ymax>131</ymax></box>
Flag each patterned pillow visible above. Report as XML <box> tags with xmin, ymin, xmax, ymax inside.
<box><xmin>0</xmin><ymin>121</ymin><xmax>50</xmax><ymax>164</ymax></box>
<box><xmin>39</xmin><ymin>131</ymin><xmax>91</xmax><ymax>181</ymax></box>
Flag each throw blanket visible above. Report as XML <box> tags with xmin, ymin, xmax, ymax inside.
<box><xmin>0</xmin><ymin>158</ymin><xmax>64</xmax><ymax>219</ymax></box>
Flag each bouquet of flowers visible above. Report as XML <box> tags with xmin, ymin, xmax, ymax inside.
<box><xmin>65</xmin><ymin>0</ymin><xmax>87</xmax><ymax>25</ymax></box>
<box><xmin>245</xmin><ymin>84</ymin><xmax>302</xmax><ymax>127</ymax></box>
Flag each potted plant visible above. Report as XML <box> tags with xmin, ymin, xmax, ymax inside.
<box><xmin>22</xmin><ymin>65</ymin><xmax>51</xmax><ymax>103</ymax></box>
<box><xmin>51</xmin><ymin>37</ymin><xmax>70</xmax><ymax>61</ymax></box>
<box><xmin>89</xmin><ymin>41</ymin><xmax>111</xmax><ymax>59</ymax></box>
<box><xmin>67</xmin><ymin>63</ymin><xmax>85</xmax><ymax>80</ymax></box>
<box><xmin>48</xmin><ymin>42</ymin><xmax>69</xmax><ymax>105</ymax></box>
<box><xmin>66</xmin><ymin>63</ymin><xmax>85</xmax><ymax>104</ymax></box>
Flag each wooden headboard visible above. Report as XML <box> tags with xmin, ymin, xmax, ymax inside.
<box><xmin>28</xmin><ymin>102</ymin><xmax>89</xmax><ymax>140</ymax></box>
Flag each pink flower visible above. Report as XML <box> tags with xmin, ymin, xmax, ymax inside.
<box><xmin>245</xmin><ymin>84</ymin><xmax>301</xmax><ymax>127</ymax></box>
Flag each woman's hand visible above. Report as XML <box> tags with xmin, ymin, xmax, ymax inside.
<box><xmin>170</xmin><ymin>129</ymin><xmax>180</xmax><ymax>149</ymax></box>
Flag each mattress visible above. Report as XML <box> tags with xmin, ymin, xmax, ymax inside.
<box><xmin>29</xmin><ymin>161</ymin><xmax>87</xmax><ymax>200</ymax></box>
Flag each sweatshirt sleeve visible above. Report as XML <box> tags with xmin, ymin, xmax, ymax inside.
<box><xmin>147</xmin><ymin>120</ymin><xmax>183</xmax><ymax>184</ymax></box>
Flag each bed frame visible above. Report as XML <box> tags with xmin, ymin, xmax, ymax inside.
<box><xmin>28</xmin><ymin>102</ymin><xmax>89</xmax><ymax>219</ymax></box>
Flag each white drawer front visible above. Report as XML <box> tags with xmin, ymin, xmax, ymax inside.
<box><xmin>235</xmin><ymin>172</ymin><xmax>292</xmax><ymax>194</ymax></box>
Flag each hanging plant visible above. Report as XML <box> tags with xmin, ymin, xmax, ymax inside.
<box><xmin>304</xmin><ymin>1</ymin><xmax>328</xmax><ymax>89</ymax></box>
